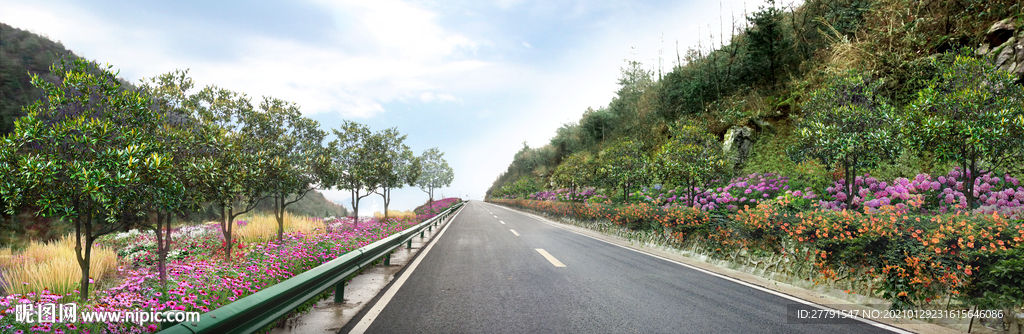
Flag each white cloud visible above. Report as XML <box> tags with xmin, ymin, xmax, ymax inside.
<box><xmin>522</xmin><ymin>41</ymin><xmax>532</xmax><ymax>48</ymax></box>
<box><xmin>419</xmin><ymin>92</ymin><xmax>459</xmax><ymax>103</ymax></box>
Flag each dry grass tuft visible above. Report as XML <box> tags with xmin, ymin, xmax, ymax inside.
<box><xmin>234</xmin><ymin>212</ymin><xmax>323</xmax><ymax>244</ymax></box>
<box><xmin>373</xmin><ymin>210</ymin><xmax>417</xmax><ymax>220</ymax></box>
<box><xmin>0</xmin><ymin>234</ymin><xmax>119</xmax><ymax>298</ymax></box>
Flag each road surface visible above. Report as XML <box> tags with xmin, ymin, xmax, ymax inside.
<box><xmin>342</xmin><ymin>200</ymin><xmax>901</xmax><ymax>334</ymax></box>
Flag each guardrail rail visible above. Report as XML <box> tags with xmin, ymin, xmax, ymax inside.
<box><xmin>157</xmin><ymin>201</ymin><xmax>465</xmax><ymax>334</ymax></box>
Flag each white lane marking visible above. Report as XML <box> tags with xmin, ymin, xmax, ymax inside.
<box><xmin>535</xmin><ymin>248</ymin><xmax>566</xmax><ymax>267</ymax></box>
<box><xmin>490</xmin><ymin>203</ymin><xmax>914</xmax><ymax>334</ymax></box>
<box><xmin>500</xmin><ymin>221</ymin><xmax>505</xmax><ymax>224</ymax></box>
<box><xmin>509</xmin><ymin>229</ymin><xmax>519</xmax><ymax>236</ymax></box>
<box><xmin>348</xmin><ymin>205</ymin><xmax>463</xmax><ymax>334</ymax></box>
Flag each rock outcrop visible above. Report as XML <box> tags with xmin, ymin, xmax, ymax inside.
<box><xmin>977</xmin><ymin>18</ymin><xmax>1024</xmax><ymax>82</ymax></box>
<box><xmin>722</xmin><ymin>126</ymin><xmax>753</xmax><ymax>170</ymax></box>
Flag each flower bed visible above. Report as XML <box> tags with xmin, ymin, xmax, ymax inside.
<box><xmin>413</xmin><ymin>197</ymin><xmax>462</xmax><ymax>216</ymax></box>
<box><xmin>0</xmin><ymin>215</ymin><xmax>425</xmax><ymax>333</ymax></box>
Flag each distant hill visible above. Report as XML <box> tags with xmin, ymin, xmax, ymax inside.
<box><xmin>0</xmin><ymin>23</ymin><xmax>348</xmax><ymax>246</ymax></box>
<box><xmin>251</xmin><ymin>191</ymin><xmax>350</xmax><ymax>218</ymax></box>
<box><xmin>0</xmin><ymin>22</ymin><xmax>78</xmax><ymax>135</ymax></box>
<box><xmin>487</xmin><ymin>0</ymin><xmax>1024</xmax><ymax>199</ymax></box>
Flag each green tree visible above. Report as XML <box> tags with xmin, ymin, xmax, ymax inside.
<box><xmin>190</xmin><ymin>85</ymin><xmax>270</xmax><ymax>261</ymax></box>
<box><xmin>598</xmin><ymin>139</ymin><xmax>648</xmax><ymax>203</ymax></box>
<box><xmin>796</xmin><ymin>69</ymin><xmax>901</xmax><ymax>209</ymax></box>
<box><xmin>744</xmin><ymin>0</ymin><xmax>792</xmax><ymax>87</ymax></box>
<box><xmin>0</xmin><ymin>58</ymin><xmax>169</xmax><ymax>301</ymax></box>
<box><xmin>257</xmin><ymin>97</ymin><xmax>328</xmax><ymax>241</ymax></box>
<box><xmin>654</xmin><ymin>121</ymin><xmax>728</xmax><ymax>208</ymax></box>
<box><xmin>372</xmin><ymin>128</ymin><xmax>415</xmax><ymax>220</ymax></box>
<box><xmin>907</xmin><ymin>49</ymin><xmax>1024</xmax><ymax>209</ymax></box>
<box><xmin>415</xmin><ymin>147</ymin><xmax>454</xmax><ymax>207</ymax></box>
<box><xmin>551</xmin><ymin>153</ymin><xmax>597</xmax><ymax>201</ymax></box>
<box><xmin>327</xmin><ymin>121</ymin><xmax>376</xmax><ymax>225</ymax></box>
<box><xmin>136</xmin><ymin>69</ymin><xmax>221</xmax><ymax>289</ymax></box>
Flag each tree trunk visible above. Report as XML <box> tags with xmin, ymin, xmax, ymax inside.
<box><xmin>75</xmin><ymin>203</ymin><xmax>95</xmax><ymax>302</ymax></box>
<box><xmin>275</xmin><ymin>193</ymin><xmax>285</xmax><ymax>242</ymax></box>
<box><xmin>350</xmin><ymin>188</ymin><xmax>361</xmax><ymax>228</ymax></box>
<box><xmin>381</xmin><ymin>187</ymin><xmax>391</xmax><ymax>220</ymax></box>
<box><xmin>220</xmin><ymin>205</ymin><xmax>234</xmax><ymax>262</ymax></box>
<box><xmin>154</xmin><ymin>211</ymin><xmax>166</xmax><ymax>290</ymax></box>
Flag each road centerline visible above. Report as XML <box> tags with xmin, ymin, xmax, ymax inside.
<box><xmin>509</xmin><ymin>229</ymin><xmax>519</xmax><ymax>236</ymax></box>
<box><xmin>534</xmin><ymin>248</ymin><xmax>565</xmax><ymax>267</ymax></box>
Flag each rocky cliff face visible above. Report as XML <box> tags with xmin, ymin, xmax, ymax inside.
<box><xmin>977</xmin><ymin>18</ymin><xmax>1024</xmax><ymax>83</ymax></box>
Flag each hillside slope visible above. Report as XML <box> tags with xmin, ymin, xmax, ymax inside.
<box><xmin>487</xmin><ymin>0</ymin><xmax>1023</xmax><ymax>199</ymax></box>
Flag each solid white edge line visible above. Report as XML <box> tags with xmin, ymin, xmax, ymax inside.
<box><xmin>509</xmin><ymin>229</ymin><xmax>520</xmax><ymax>236</ymax></box>
<box><xmin>348</xmin><ymin>206</ymin><xmax>463</xmax><ymax>334</ymax></box>
<box><xmin>481</xmin><ymin>202</ymin><xmax>915</xmax><ymax>334</ymax></box>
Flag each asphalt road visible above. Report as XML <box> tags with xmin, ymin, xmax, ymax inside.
<box><xmin>343</xmin><ymin>200</ymin><xmax>900</xmax><ymax>334</ymax></box>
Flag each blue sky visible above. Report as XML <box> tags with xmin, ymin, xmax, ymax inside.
<box><xmin>1</xmin><ymin>0</ymin><xmax>779</xmax><ymax>214</ymax></box>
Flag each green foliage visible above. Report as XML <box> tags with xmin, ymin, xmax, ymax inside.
<box><xmin>0</xmin><ymin>23</ymin><xmax>77</xmax><ymax>136</ymax></box>
<box><xmin>371</xmin><ymin>127</ymin><xmax>416</xmax><ymax>219</ymax></box>
<box><xmin>252</xmin><ymin>96</ymin><xmax>328</xmax><ymax>241</ymax></box>
<box><xmin>550</xmin><ymin>153</ymin><xmax>597</xmax><ymax>199</ymax></box>
<box><xmin>906</xmin><ymin>48</ymin><xmax>1024</xmax><ymax>208</ymax></box>
<box><xmin>744</xmin><ymin>0</ymin><xmax>793</xmax><ymax>87</ymax></box>
<box><xmin>598</xmin><ymin>139</ymin><xmax>649</xmax><ymax>202</ymax></box>
<box><xmin>414</xmin><ymin>147</ymin><xmax>454</xmax><ymax>205</ymax></box>
<box><xmin>962</xmin><ymin>247</ymin><xmax>1024</xmax><ymax>310</ymax></box>
<box><xmin>0</xmin><ymin>57</ymin><xmax>168</xmax><ymax>301</ymax></box>
<box><xmin>795</xmin><ymin>69</ymin><xmax>901</xmax><ymax>207</ymax></box>
<box><xmin>326</xmin><ymin>121</ymin><xmax>375</xmax><ymax>221</ymax></box>
<box><xmin>653</xmin><ymin>120</ymin><xmax>727</xmax><ymax>207</ymax></box>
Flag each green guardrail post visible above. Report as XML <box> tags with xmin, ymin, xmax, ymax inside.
<box><xmin>428</xmin><ymin>225</ymin><xmax>432</xmax><ymax>232</ymax></box>
<box><xmin>407</xmin><ymin>239</ymin><xmax>412</xmax><ymax>249</ymax></box>
<box><xmin>335</xmin><ymin>280</ymin><xmax>345</xmax><ymax>303</ymax></box>
<box><xmin>384</xmin><ymin>253</ymin><xmax>391</xmax><ymax>266</ymax></box>
<box><xmin>420</xmin><ymin>231</ymin><xmax>424</xmax><ymax>238</ymax></box>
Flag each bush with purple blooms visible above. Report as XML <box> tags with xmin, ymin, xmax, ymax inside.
<box><xmin>528</xmin><ymin>188</ymin><xmax>598</xmax><ymax>202</ymax></box>
<box><xmin>413</xmin><ymin>197</ymin><xmax>462</xmax><ymax>216</ymax></box>
<box><xmin>0</xmin><ymin>216</ymin><xmax>425</xmax><ymax>334</ymax></box>
<box><xmin>632</xmin><ymin>173</ymin><xmax>818</xmax><ymax>212</ymax></box>
<box><xmin>817</xmin><ymin>167</ymin><xmax>1024</xmax><ymax>219</ymax></box>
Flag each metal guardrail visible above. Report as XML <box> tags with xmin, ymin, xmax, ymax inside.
<box><xmin>157</xmin><ymin>201</ymin><xmax>465</xmax><ymax>334</ymax></box>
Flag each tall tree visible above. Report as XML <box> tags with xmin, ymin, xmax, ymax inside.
<box><xmin>189</xmin><ymin>85</ymin><xmax>270</xmax><ymax>261</ymax></box>
<box><xmin>598</xmin><ymin>139</ymin><xmax>648</xmax><ymax>203</ymax></box>
<box><xmin>372</xmin><ymin>128</ymin><xmax>415</xmax><ymax>220</ymax></box>
<box><xmin>415</xmin><ymin>147</ymin><xmax>454</xmax><ymax>208</ymax></box>
<box><xmin>327</xmin><ymin>121</ymin><xmax>376</xmax><ymax>225</ymax></box>
<box><xmin>0</xmin><ymin>58</ymin><xmax>168</xmax><ymax>301</ymax></box>
<box><xmin>258</xmin><ymin>97</ymin><xmax>328</xmax><ymax>241</ymax></box>
<box><xmin>744</xmin><ymin>0</ymin><xmax>791</xmax><ymax>87</ymax></box>
<box><xmin>136</xmin><ymin>69</ymin><xmax>220</xmax><ymax>289</ymax></box>
<box><xmin>551</xmin><ymin>153</ymin><xmax>597</xmax><ymax>201</ymax></box>
<box><xmin>907</xmin><ymin>49</ymin><xmax>1024</xmax><ymax>209</ymax></box>
<box><xmin>796</xmin><ymin>69</ymin><xmax>901</xmax><ymax>209</ymax></box>
<box><xmin>654</xmin><ymin>121</ymin><xmax>728</xmax><ymax>208</ymax></box>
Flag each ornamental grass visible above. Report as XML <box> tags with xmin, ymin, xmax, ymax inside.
<box><xmin>0</xmin><ymin>234</ymin><xmax>119</xmax><ymax>298</ymax></box>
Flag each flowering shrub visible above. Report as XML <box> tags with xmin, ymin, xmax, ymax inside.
<box><xmin>817</xmin><ymin>167</ymin><xmax>1024</xmax><ymax>219</ymax></box>
<box><xmin>413</xmin><ymin>198</ymin><xmax>462</xmax><ymax>216</ymax></box>
<box><xmin>631</xmin><ymin>173</ymin><xmax>817</xmax><ymax>212</ymax></box>
<box><xmin>527</xmin><ymin>188</ymin><xmax>597</xmax><ymax>202</ymax></box>
<box><xmin>1</xmin><ymin>216</ymin><xmax>430</xmax><ymax>333</ymax></box>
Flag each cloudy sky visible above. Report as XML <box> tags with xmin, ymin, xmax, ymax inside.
<box><xmin>1</xmin><ymin>0</ymin><xmax>779</xmax><ymax>214</ymax></box>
